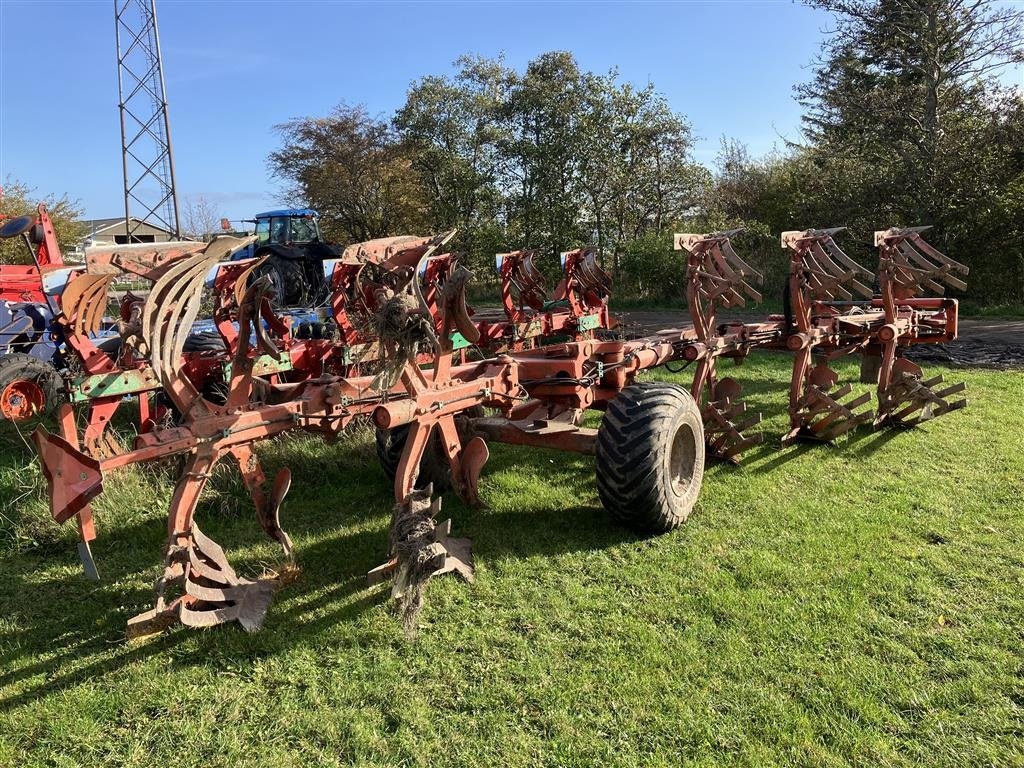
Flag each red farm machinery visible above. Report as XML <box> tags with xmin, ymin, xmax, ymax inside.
<box><xmin>26</xmin><ymin>223</ymin><xmax>967</xmax><ymax>635</ymax></box>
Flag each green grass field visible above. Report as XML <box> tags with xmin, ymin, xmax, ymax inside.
<box><xmin>0</xmin><ymin>353</ymin><xmax>1021</xmax><ymax>767</ymax></box>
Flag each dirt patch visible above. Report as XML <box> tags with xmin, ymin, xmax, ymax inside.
<box><xmin>614</xmin><ymin>310</ymin><xmax>1024</xmax><ymax>371</ymax></box>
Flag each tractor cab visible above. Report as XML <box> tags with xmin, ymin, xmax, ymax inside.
<box><xmin>253</xmin><ymin>209</ymin><xmax>322</xmax><ymax>247</ymax></box>
<box><xmin>235</xmin><ymin>208</ymin><xmax>340</xmax><ymax>307</ymax></box>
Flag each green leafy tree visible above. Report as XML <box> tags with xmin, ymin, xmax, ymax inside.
<box><xmin>0</xmin><ymin>177</ymin><xmax>85</xmax><ymax>265</ymax></box>
<box><xmin>395</xmin><ymin>54</ymin><xmax>513</xmax><ymax>267</ymax></box>
<box><xmin>269</xmin><ymin>105</ymin><xmax>430</xmax><ymax>243</ymax></box>
<box><xmin>392</xmin><ymin>51</ymin><xmax>706</xmax><ymax>286</ymax></box>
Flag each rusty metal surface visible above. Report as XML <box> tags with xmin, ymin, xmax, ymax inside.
<box><xmin>676</xmin><ymin>230</ymin><xmax>766</xmax><ymax>461</ymax></box>
<box><xmin>85</xmin><ymin>240</ymin><xmax>207</xmax><ymax>278</ymax></box>
<box><xmin>30</xmin><ymin>221</ymin><xmax>972</xmax><ymax>638</ymax></box>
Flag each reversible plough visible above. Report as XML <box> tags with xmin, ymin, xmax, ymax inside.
<box><xmin>29</xmin><ymin>224</ymin><xmax>967</xmax><ymax>635</ymax></box>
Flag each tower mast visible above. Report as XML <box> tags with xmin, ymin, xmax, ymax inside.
<box><xmin>114</xmin><ymin>0</ymin><xmax>180</xmax><ymax>241</ymax></box>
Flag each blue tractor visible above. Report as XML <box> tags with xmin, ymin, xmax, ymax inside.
<box><xmin>233</xmin><ymin>209</ymin><xmax>341</xmax><ymax>307</ymax></box>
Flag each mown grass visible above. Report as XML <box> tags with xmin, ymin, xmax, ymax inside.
<box><xmin>0</xmin><ymin>353</ymin><xmax>1021</xmax><ymax>767</ymax></box>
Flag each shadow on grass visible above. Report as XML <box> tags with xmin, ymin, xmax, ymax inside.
<box><xmin>0</xmin><ymin>417</ymin><xmax>640</xmax><ymax>713</ymax></box>
<box><xmin>0</xmin><ymin>520</ymin><xmax>385</xmax><ymax>713</ymax></box>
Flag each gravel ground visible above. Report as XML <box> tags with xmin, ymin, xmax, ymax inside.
<box><xmin>614</xmin><ymin>310</ymin><xmax>1024</xmax><ymax>370</ymax></box>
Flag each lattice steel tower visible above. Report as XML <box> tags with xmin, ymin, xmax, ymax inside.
<box><xmin>114</xmin><ymin>0</ymin><xmax>180</xmax><ymax>241</ymax></box>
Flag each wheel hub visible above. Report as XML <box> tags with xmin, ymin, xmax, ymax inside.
<box><xmin>669</xmin><ymin>422</ymin><xmax>697</xmax><ymax>496</ymax></box>
<box><xmin>0</xmin><ymin>378</ymin><xmax>46</xmax><ymax>421</ymax></box>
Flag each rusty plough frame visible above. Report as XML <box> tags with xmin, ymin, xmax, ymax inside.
<box><xmin>57</xmin><ymin>237</ymin><xmax>259</xmax><ymax>457</ymax></box>
<box><xmin>52</xmin><ymin>229</ymin><xmax>616</xmax><ymax>472</ymax></box>
<box><xmin>674</xmin><ymin>226</ymin><xmax>968</xmax><ymax>454</ymax></box>
<box><xmin>29</xmin><ymin>222</ymin><xmax>967</xmax><ymax>636</ymax></box>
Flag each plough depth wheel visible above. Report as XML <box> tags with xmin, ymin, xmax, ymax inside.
<box><xmin>0</xmin><ymin>353</ymin><xmax>63</xmax><ymax>422</ymax></box>
<box><xmin>376</xmin><ymin>424</ymin><xmax>456</xmax><ymax>493</ymax></box>
<box><xmin>375</xmin><ymin>405</ymin><xmax>487</xmax><ymax>493</ymax></box>
<box><xmin>596</xmin><ymin>382</ymin><xmax>705</xmax><ymax>533</ymax></box>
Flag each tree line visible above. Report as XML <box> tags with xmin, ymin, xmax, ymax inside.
<box><xmin>0</xmin><ymin>179</ymin><xmax>84</xmax><ymax>265</ymax></box>
<box><xmin>3</xmin><ymin>1</ymin><xmax>1019</xmax><ymax>309</ymax></box>
<box><xmin>270</xmin><ymin>0</ymin><xmax>1023</xmax><ymax>309</ymax></box>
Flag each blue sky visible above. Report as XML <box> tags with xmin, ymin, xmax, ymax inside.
<box><xmin>1</xmin><ymin>0</ymin><xmax>1018</xmax><ymax>224</ymax></box>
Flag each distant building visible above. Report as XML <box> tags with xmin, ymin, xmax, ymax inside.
<box><xmin>80</xmin><ymin>216</ymin><xmax>176</xmax><ymax>247</ymax></box>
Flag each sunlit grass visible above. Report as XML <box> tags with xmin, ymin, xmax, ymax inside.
<box><xmin>0</xmin><ymin>353</ymin><xmax>1021</xmax><ymax>766</ymax></box>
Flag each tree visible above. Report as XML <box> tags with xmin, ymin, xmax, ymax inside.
<box><xmin>395</xmin><ymin>54</ymin><xmax>513</xmax><ymax>264</ymax></box>
<box><xmin>180</xmin><ymin>194</ymin><xmax>221</xmax><ymax>241</ymax></box>
<box><xmin>790</xmin><ymin>0</ymin><xmax>1024</xmax><ymax>303</ymax></box>
<box><xmin>391</xmin><ymin>51</ymin><xmax>707</xmax><ymax>283</ymax></box>
<box><xmin>269</xmin><ymin>104</ymin><xmax>430</xmax><ymax>243</ymax></box>
<box><xmin>0</xmin><ymin>177</ymin><xmax>85</xmax><ymax>265</ymax></box>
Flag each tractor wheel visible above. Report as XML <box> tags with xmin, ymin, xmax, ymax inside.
<box><xmin>256</xmin><ymin>256</ymin><xmax>306</xmax><ymax>307</ymax></box>
<box><xmin>375</xmin><ymin>406</ymin><xmax>486</xmax><ymax>492</ymax></box>
<box><xmin>0</xmin><ymin>353</ymin><xmax>64</xmax><ymax>423</ymax></box>
<box><xmin>182</xmin><ymin>330</ymin><xmax>227</xmax><ymax>353</ymax></box>
<box><xmin>596</xmin><ymin>382</ymin><xmax>705</xmax><ymax>533</ymax></box>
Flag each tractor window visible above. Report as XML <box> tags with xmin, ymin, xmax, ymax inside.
<box><xmin>269</xmin><ymin>217</ymin><xmax>290</xmax><ymax>244</ymax></box>
<box><xmin>255</xmin><ymin>218</ymin><xmax>271</xmax><ymax>245</ymax></box>
<box><xmin>289</xmin><ymin>216</ymin><xmax>318</xmax><ymax>243</ymax></box>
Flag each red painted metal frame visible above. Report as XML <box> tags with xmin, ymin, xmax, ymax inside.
<box><xmin>30</xmin><ymin>223</ymin><xmax>969</xmax><ymax>634</ymax></box>
<box><xmin>0</xmin><ymin>204</ymin><xmax>65</xmax><ymax>303</ymax></box>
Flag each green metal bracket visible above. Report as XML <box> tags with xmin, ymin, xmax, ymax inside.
<box><xmin>450</xmin><ymin>332</ymin><xmax>471</xmax><ymax>351</ymax></box>
<box><xmin>222</xmin><ymin>352</ymin><xmax>293</xmax><ymax>380</ymax></box>
<box><xmin>69</xmin><ymin>367</ymin><xmax>162</xmax><ymax>403</ymax></box>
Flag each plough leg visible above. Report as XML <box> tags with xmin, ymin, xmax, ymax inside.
<box><xmin>56</xmin><ymin>404</ymin><xmax>100</xmax><ymax>580</ymax></box>
<box><xmin>228</xmin><ymin>444</ymin><xmax>295</xmax><ymax>561</ymax></box>
<box><xmin>784</xmin><ymin>356</ymin><xmax>872</xmax><ymax>446</ymax></box>
<box><xmin>127</xmin><ymin>451</ymin><xmax>279</xmax><ymax>638</ymax></box>
<box><xmin>692</xmin><ymin>367</ymin><xmax>764</xmax><ymax>463</ymax></box>
<box><xmin>386</xmin><ymin>485</ymin><xmax>473</xmax><ymax>634</ymax></box>
<box><xmin>876</xmin><ymin>356</ymin><xmax>967</xmax><ymax>427</ymax></box>
<box><xmin>81</xmin><ymin>397</ymin><xmax>124</xmax><ymax>459</ymax></box>
<box><xmin>371</xmin><ymin>414</ymin><xmax>477</xmax><ymax>621</ymax></box>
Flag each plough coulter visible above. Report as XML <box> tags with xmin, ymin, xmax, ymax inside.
<box><xmin>28</xmin><ymin>223</ymin><xmax>967</xmax><ymax>636</ymax></box>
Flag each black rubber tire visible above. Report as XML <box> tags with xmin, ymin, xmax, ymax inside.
<box><xmin>182</xmin><ymin>331</ymin><xmax>227</xmax><ymax>353</ymax></box>
<box><xmin>375</xmin><ymin>406</ymin><xmax>486</xmax><ymax>492</ymax></box>
<box><xmin>375</xmin><ymin>424</ymin><xmax>452</xmax><ymax>492</ymax></box>
<box><xmin>256</xmin><ymin>255</ymin><xmax>307</xmax><ymax>307</ymax></box>
<box><xmin>596</xmin><ymin>382</ymin><xmax>705</xmax><ymax>533</ymax></box>
<box><xmin>201</xmin><ymin>379</ymin><xmax>230</xmax><ymax>406</ymax></box>
<box><xmin>0</xmin><ymin>353</ymin><xmax>64</xmax><ymax>422</ymax></box>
